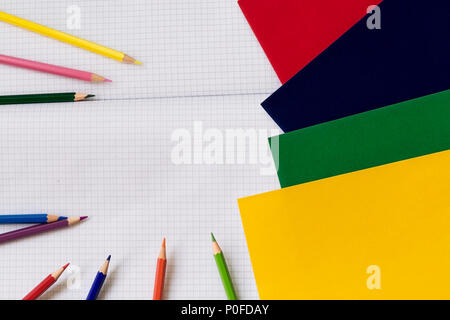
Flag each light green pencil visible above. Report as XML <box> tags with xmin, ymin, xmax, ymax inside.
<box><xmin>211</xmin><ymin>233</ymin><xmax>237</xmax><ymax>300</ymax></box>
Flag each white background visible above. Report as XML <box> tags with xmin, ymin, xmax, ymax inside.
<box><xmin>0</xmin><ymin>0</ymin><xmax>280</xmax><ymax>299</ymax></box>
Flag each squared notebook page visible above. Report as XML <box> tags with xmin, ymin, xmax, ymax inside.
<box><xmin>0</xmin><ymin>95</ymin><xmax>280</xmax><ymax>299</ymax></box>
<box><xmin>0</xmin><ymin>0</ymin><xmax>279</xmax><ymax>99</ymax></box>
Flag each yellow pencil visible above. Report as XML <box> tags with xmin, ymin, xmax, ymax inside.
<box><xmin>0</xmin><ymin>11</ymin><xmax>141</xmax><ymax>65</ymax></box>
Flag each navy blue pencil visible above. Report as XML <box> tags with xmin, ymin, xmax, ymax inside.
<box><xmin>0</xmin><ymin>214</ymin><xmax>67</xmax><ymax>224</ymax></box>
<box><xmin>86</xmin><ymin>255</ymin><xmax>111</xmax><ymax>300</ymax></box>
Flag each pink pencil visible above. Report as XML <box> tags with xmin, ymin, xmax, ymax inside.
<box><xmin>0</xmin><ymin>54</ymin><xmax>111</xmax><ymax>82</ymax></box>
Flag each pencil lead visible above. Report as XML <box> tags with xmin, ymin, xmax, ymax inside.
<box><xmin>104</xmin><ymin>78</ymin><xmax>112</xmax><ymax>82</ymax></box>
<box><xmin>57</xmin><ymin>216</ymin><xmax>68</xmax><ymax>221</ymax></box>
<box><xmin>75</xmin><ymin>93</ymin><xmax>94</xmax><ymax>101</ymax></box>
<box><xmin>122</xmin><ymin>54</ymin><xmax>141</xmax><ymax>64</ymax></box>
<box><xmin>107</xmin><ymin>255</ymin><xmax>111</xmax><ymax>261</ymax></box>
<box><xmin>62</xmin><ymin>263</ymin><xmax>70</xmax><ymax>269</ymax></box>
<box><xmin>211</xmin><ymin>232</ymin><xmax>216</xmax><ymax>242</ymax></box>
<box><xmin>162</xmin><ymin>237</ymin><xmax>166</xmax><ymax>248</ymax></box>
<box><xmin>80</xmin><ymin>216</ymin><xmax>88</xmax><ymax>221</ymax></box>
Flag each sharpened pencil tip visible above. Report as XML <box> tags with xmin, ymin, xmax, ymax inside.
<box><xmin>104</xmin><ymin>79</ymin><xmax>112</xmax><ymax>82</ymax></box>
<box><xmin>86</xmin><ymin>95</ymin><xmax>95</xmax><ymax>99</ymax></box>
<box><xmin>134</xmin><ymin>60</ymin><xmax>143</xmax><ymax>65</ymax></box>
<box><xmin>162</xmin><ymin>238</ymin><xmax>166</xmax><ymax>248</ymax></box>
<box><xmin>211</xmin><ymin>233</ymin><xmax>216</xmax><ymax>242</ymax></box>
<box><xmin>107</xmin><ymin>255</ymin><xmax>111</xmax><ymax>261</ymax></box>
<box><xmin>63</xmin><ymin>263</ymin><xmax>70</xmax><ymax>269</ymax></box>
<box><xmin>80</xmin><ymin>216</ymin><xmax>88</xmax><ymax>221</ymax></box>
<box><xmin>58</xmin><ymin>216</ymin><xmax>68</xmax><ymax>221</ymax></box>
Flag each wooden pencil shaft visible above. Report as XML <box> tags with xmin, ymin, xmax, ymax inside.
<box><xmin>0</xmin><ymin>214</ymin><xmax>65</xmax><ymax>224</ymax></box>
<box><xmin>153</xmin><ymin>259</ymin><xmax>166</xmax><ymax>300</ymax></box>
<box><xmin>0</xmin><ymin>11</ymin><xmax>131</xmax><ymax>62</ymax></box>
<box><xmin>0</xmin><ymin>93</ymin><xmax>91</xmax><ymax>105</ymax></box>
<box><xmin>86</xmin><ymin>272</ymin><xmax>106</xmax><ymax>300</ymax></box>
<box><xmin>214</xmin><ymin>252</ymin><xmax>237</xmax><ymax>300</ymax></box>
<box><xmin>23</xmin><ymin>264</ymin><xmax>68</xmax><ymax>300</ymax></box>
<box><xmin>22</xmin><ymin>275</ymin><xmax>55</xmax><ymax>300</ymax></box>
<box><xmin>86</xmin><ymin>257</ymin><xmax>109</xmax><ymax>300</ymax></box>
<box><xmin>0</xmin><ymin>217</ymin><xmax>83</xmax><ymax>243</ymax></box>
<box><xmin>0</xmin><ymin>54</ymin><xmax>105</xmax><ymax>82</ymax></box>
<box><xmin>0</xmin><ymin>93</ymin><xmax>75</xmax><ymax>99</ymax></box>
<box><xmin>0</xmin><ymin>214</ymin><xmax>46</xmax><ymax>224</ymax></box>
<box><xmin>0</xmin><ymin>219</ymin><xmax>69</xmax><ymax>243</ymax></box>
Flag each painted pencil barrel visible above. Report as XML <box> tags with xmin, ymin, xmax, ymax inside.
<box><xmin>0</xmin><ymin>11</ymin><xmax>125</xmax><ymax>62</ymax></box>
<box><xmin>23</xmin><ymin>275</ymin><xmax>55</xmax><ymax>300</ymax></box>
<box><xmin>0</xmin><ymin>214</ymin><xmax>47</xmax><ymax>224</ymax></box>
<box><xmin>86</xmin><ymin>272</ymin><xmax>106</xmax><ymax>300</ymax></box>
<box><xmin>153</xmin><ymin>258</ymin><xmax>167</xmax><ymax>300</ymax></box>
<box><xmin>214</xmin><ymin>253</ymin><xmax>237</xmax><ymax>300</ymax></box>
<box><xmin>0</xmin><ymin>54</ymin><xmax>93</xmax><ymax>81</ymax></box>
<box><xmin>0</xmin><ymin>93</ymin><xmax>77</xmax><ymax>105</ymax></box>
<box><xmin>0</xmin><ymin>219</ymin><xmax>69</xmax><ymax>243</ymax></box>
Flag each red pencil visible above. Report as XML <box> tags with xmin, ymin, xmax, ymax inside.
<box><xmin>23</xmin><ymin>263</ymin><xmax>69</xmax><ymax>300</ymax></box>
<box><xmin>153</xmin><ymin>238</ymin><xmax>167</xmax><ymax>300</ymax></box>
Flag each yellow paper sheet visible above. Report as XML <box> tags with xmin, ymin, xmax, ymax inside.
<box><xmin>238</xmin><ymin>150</ymin><xmax>450</xmax><ymax>299</ymax></box>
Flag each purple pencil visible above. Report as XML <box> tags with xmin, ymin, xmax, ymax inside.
<box><xmin>0</xmin><ymin>216</ymin><xmax>87</xmax><ymax>244</ymax></box>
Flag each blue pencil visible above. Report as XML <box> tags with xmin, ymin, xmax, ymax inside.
<box><xmin>0</xmin><ymin>214</ymin><xmax>67</xmax><ymax>224</ymax></box>
<box><xmin>86</xmin><ymin>255</ymin><xmax>111</xmax><ymax>300</ymax></box>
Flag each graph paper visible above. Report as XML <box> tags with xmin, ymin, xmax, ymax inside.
<box><xmin>0</xmin><ymin>0</ymin><xmax>280</xmax><ymax>299</ymax></box>
<box><xmin>0</xmin><ymin>0</ymin><xmax>279</xmax><ymax>99</ymax></box>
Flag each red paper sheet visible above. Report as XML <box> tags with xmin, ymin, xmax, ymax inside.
<box><xmin>239</xmin><ymin>0</ymin><xmax>383</xmax><ymax>83</ymax></box>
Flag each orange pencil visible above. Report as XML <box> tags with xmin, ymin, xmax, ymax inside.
<box><xmin>153</xmin><ymin>238</ymin><xmax>167</xmax><ymax>300</ymax></box>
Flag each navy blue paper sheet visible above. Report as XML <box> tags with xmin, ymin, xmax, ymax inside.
<box><xmin>261</xmin><ymin>0</ymin><xmax>450</xmax><ymax>133</ymax></box>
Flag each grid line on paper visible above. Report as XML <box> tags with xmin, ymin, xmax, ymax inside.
<box><xmin>0</xmin><ymin>87</ymin><xmax>280</xmax><ymax>299</ymax></box>
<box><xmin>0</xmin><ymin>0</ymin><xmax>281</xmax><ymax>300</ymax></box>
<box><xmin>0</xmin><ymin>0</ymin><xmax>279</xmax><ymax>100</ymax></box>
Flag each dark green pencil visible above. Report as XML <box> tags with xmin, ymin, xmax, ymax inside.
<box><xmin>0</xmin><ymin>92</ymin><xmax>94</xmax><ymax>105</ymax></box>
<box><xmin>211</xmin><ymin>233</ymin><xmax>237</xmax><ymax>300</ymax></box>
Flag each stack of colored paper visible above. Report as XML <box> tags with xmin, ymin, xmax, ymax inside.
<box><xmin>238</xmin><ymin>150</ymin><xmax>450</xmax><ymax>299</ymax></box>
<box><xmin>238</xmin><ymin>0</ymin><xmax>450</xmax><ymax>299</ymax></box>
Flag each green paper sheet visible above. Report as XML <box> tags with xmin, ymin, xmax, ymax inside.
<box><xmin>269</xmin><ymin>90</ymin><xmax>450</xmax><ymax>188</ymax></box>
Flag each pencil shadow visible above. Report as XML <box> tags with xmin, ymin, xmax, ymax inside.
<box><xmin>96</xmin><ymin>263</ymin><xmax>122</xmax><ymax>300</ymax></box>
